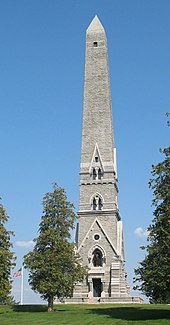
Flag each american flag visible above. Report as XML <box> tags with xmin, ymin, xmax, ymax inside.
<box><xmin>13</xmin><ymin>268</ymin><xmax>22</xmax><ymax>279</ymax></box>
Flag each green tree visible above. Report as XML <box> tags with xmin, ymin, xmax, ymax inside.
<box><xmin>134</xmin><ymin>147</ymin><xmax>170</xmax><ymax>303</ymax></box>
<box><xmin>24</xmin><ymin>183</ymin><xmax>87</xmax><ymax>311</ymax></box>
<box><xmin>0</xmin><ymin>199</ymin><xmax>16</xmax><ymax>304</ymax></box>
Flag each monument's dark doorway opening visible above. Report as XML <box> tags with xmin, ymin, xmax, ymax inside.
<box><xmin>93</xmin><ymin>278</ymin><xmax>102</xmax><ymax>297</ymax></box>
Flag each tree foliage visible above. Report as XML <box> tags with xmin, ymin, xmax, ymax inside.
<box><xmin>24</xmin><ymin>183</ymin><xmax>87</xmax><ymax>311</ymax></box>
<box><xmin>134</xmin><ymin>147</ymin><xmax>170</xmax><ymax>303</ymax></box>
<box><xmin>0</xmin><ymin>199</ymin><xmax>16</xmax><ymax>304</ymax></box>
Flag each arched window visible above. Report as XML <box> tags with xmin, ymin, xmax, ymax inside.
<box><xmin>92</xmin><ymin>195</ymin><xmax>103</xmax><ymax>211</ymax></box>
<box><xmin>92</xmin><ymin>248</ymin><xmax>103</xmax><ymax>267</ymax></box>
<box><xmin>93</xmin><ymin>198</ymin><xmax>97</xmax><ymax>210</ymax></box>
<box><xmin>93</xmin><ymin>168</ymin><xmax>97</xmax><ymax>180</ymax></box>
<box><xmin>98</xmin><ymin>168</ymin><xmax>102</xmax><ymax>180</ymax></box>
<box><xmin>98</xmin><ymin>197</ymin><xmax>102</xmax><ymax>210</ymax></box>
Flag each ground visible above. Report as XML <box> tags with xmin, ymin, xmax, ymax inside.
<box><xmin>0</xmin><ymin>304</ymin><xmax>170</xmax><ymax>325</ymax></box>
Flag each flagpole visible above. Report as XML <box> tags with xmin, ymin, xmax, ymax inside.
<box><xmin>20</xmin><ymin>265</ymin><xmax>24</xmax><ymax>305</ymax></box>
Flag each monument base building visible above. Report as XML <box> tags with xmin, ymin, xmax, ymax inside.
<box><xmin>55</xmin><ymin>16</ymin><xmax>143</xmax><ymax>304</ymax></box>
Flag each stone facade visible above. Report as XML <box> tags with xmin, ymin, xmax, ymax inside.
<box><xmin>58</xmin><ymin>16</ymin><xmax>143</xmax><ymax>304</ymax></box>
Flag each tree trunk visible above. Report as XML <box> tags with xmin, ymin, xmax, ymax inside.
<box><xmin>48</xmin><ymin>295</ymin><xmax>54</xmax><ymax>312</ymax></box>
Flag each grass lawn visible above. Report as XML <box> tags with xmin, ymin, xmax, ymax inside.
<box><xmin>0</xmin><ymin>304</ymin><xmax>170</xmax><ymax>325</ymax></box>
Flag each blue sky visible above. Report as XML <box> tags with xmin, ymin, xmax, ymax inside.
<box><xmin>0</xmin><ymin>0</ymin><xmax>169</xmax><ymax>304</ymax></box>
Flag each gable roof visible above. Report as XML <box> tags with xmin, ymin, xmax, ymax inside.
<box><xmin>78</xmin><ymin>217</ymin><xmax>118</xmax><ymax>256</ymax></box>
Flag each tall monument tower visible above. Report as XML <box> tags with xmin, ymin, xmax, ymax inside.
<box><xmin>73</xmin><ymin>16</ymin><xmax>141</xmax><ymax>303</ymax></box>
<box><xmin>73</xmin><ymin>16</ymin><xmax>131</xmax><ymax>302</ymax></box>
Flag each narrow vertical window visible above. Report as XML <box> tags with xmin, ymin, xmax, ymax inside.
<box><xmin>93</xmin><ymin>168</ymin><xmax>97</xmax><ymax>180</ymax></box>
<box><xmin>98</xmin><ymin>197</ymin><xmax>102</xmax><ymax>210</ymax></box>
<box><xmin>93</xmin><ymin>198</ymin><xmax>97</xmax><ymax>210</ymax></box>
<box><xmin>98</xmin><ymin>168</ymin><xmax>102</xmax><ymax>180</ymax></box>
<box><xmin>93</xmin><ymin>42</ymin><xmax>98</xmax><ymax>47</ymax></box>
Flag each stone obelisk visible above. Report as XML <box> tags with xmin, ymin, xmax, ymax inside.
<box><xmin>72</xmin><ymin>16</ymin><xmax>138</xmax><ymax>303</ymax></box>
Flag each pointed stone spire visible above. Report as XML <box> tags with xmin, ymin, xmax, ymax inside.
<box><xmin>87</xmin><ymin>15</ymin><xmax>105</xmax><ymax>33</ymax></box>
